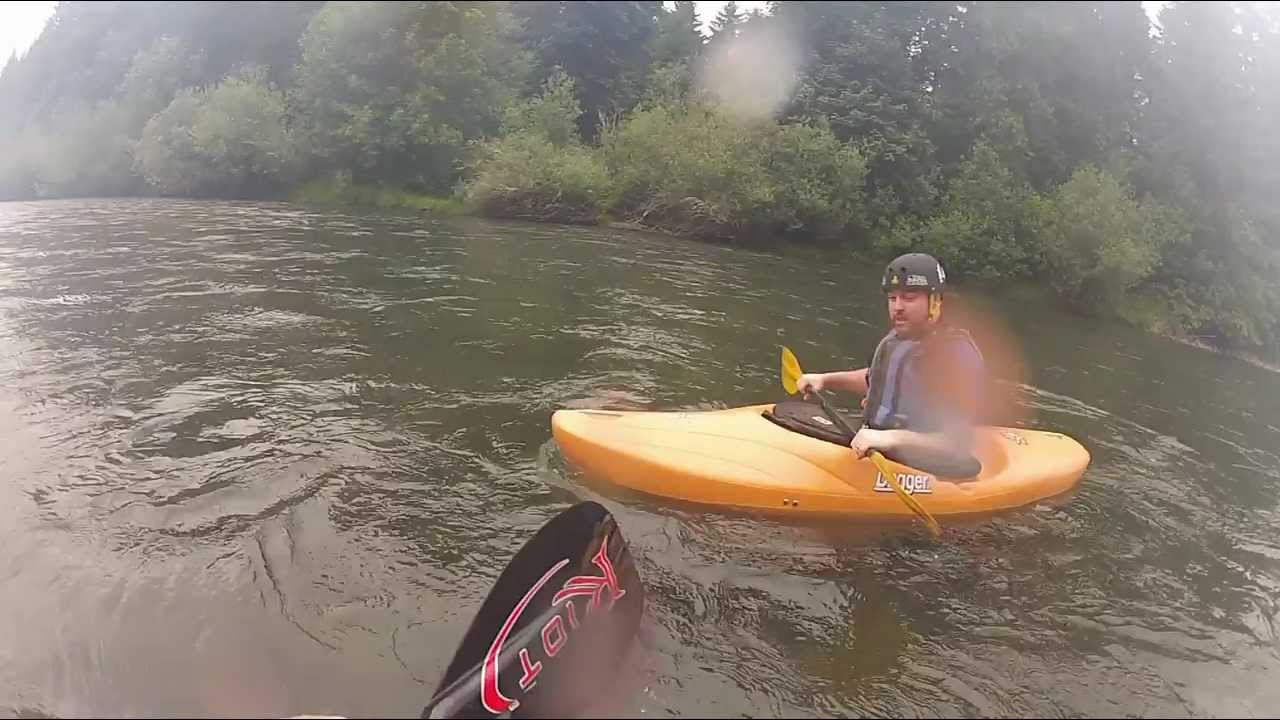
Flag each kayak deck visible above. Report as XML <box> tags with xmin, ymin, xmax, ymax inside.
<box><xmin>552</xmin><ymin>404</ymin><xmax>1090</xmax><ymax>517</ymax></box>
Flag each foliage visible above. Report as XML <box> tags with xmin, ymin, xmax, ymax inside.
<box><xmin>651</xmin><ymin>1</ymin><xmax>702</xmax><ymax>67</ymax></box>
<box><xmin>600</xmin><ymin>103</ymin><xmax>867</xmax><ymax>241</ymax></box>
<box><xmin>513</xmin><ymin>2</ymin><xmax>660</xmax><ymax>140</ymax></box>
<box><xmin>881</xmin><ymin>142</ymin><xmax>1040</xmax><ymax>281</ymax></box>
<box><xmin>117</xmin><ymin>36</ymin><xmax>207</xmax><ymax>122</ymax></box>
<box><xmin>927</xmin><ymin>2</ymin><xmax>1151</xmax><ymax>191</ymax></box>
<box><xmin>1124</xmin><ymin>1</ymin><xmax>1280</xmax><ymax>356</ymax></box>
<box><xmin>0</xmin><ymin>1</ymin><xmax>320</xmax><ymax>130</ymax></box>
<box><xmin>136</xmin><ymin>70</ymin><xmax>294</xmax><ymax>197</ymax></box>
<box><xmin>774</xmin><ymin>1</ymin><xmax>939</xmax><ymax>222</ymax></box>
<box><xmin>0</xmin><ymin>1</ymin><xmax>323</xmax><ymax>199</ymax></box>
<box><xmin>133</xmin><ymin>91</ymin><xmax>205</xmax><ymax>196</ymax></box>
<box><xmin>1142</xmin><ymin>208</ymin><xmax>1280</xmax><ymax>354</ymax></box>
<box><xmin>501</xmin><ymin>71</ymin><xmax>581</xmax><ymax>147</ymax></box>
<box><xmin>641</xmin><ymin>61</ymin><xmax>699</xmax><ymax>109</ymax></box>
<box><xmin>467</xmin><ymin>73</ymin><xmax>609</xmax><ymax>224</ymax></box>
<box><xmin>290</xmin><ymin>1</ymin><xmax>527</xmax><ymax>194</ymax></box>
<box><xmin>467</xmin><ymin>133</ymin><xmax>611</xmax><ymax>225</ymax></box>
<box><xmin>27</xmin><ymin>99</ymin><xmax>141</xmax><ymax>198</ymax></box>
<box><xmin>709</xmin><ymin>1</ymin><xmax>743</xmax><ymax>43</ymax></box>
<box><xmin>290</xmin><ymin>177</ymin><xmax>464</xmax><ymax>212</ymax></box>
<box><xmin>1037</xmin><ymin>166</ymin><xmax>1187</xmax><ymax>314</ymax></box>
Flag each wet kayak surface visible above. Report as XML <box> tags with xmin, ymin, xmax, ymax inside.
<box><xmin>0</xmin><ymin>198</ymin><xmax>1277</xmax><ymax>717</ymax></box>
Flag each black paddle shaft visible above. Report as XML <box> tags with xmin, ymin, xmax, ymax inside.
<box><xmin>808</xmin><ymin>391</ymin><xmax>981</xmax><ymax>479</ymax></box>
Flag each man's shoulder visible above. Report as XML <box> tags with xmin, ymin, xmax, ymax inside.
<box><xmin>932</xmin><ymin>327</ymin><xmax>985</xmax><ymax>368</ymax></box>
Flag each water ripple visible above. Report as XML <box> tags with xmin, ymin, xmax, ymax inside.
<box><xmin>0</xmin><ymin>199</ymin><xmax>1277</xmax><ymax>716</ymax></box>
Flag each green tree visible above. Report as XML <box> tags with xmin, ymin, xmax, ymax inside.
<box><xmin>178</xmin><ymin>1</ymin><xmax>324</xmax><ymax>88</ymax></box>
<box><xmin>466</xmin><ymin>133</ymin><xmax>609</xmax><ymax>225</ymax></box>
<box><xmin>134</xmin><ymin>91</ymin><xmax>207</xmax><ymax>196</ymax></box>
<box><xmin>1136</xmin><ymin>2</ymin><xmax>1266</xmax><ymax>206</ymax></box>
<box><xmin>641</xmin><ymin>60</ymin><xmax>699</xmax><ymax>109</ymax></box>
<box><xmin>929</xmin><ymin>2</ymin><xmax>1149</xmax><ymax>191</ymax></box>
<box><xmin>29</xmin><ymin>99</ymin><xmax>140</xmax><ymax>198</ymax></box>
<box><xmin>1131</xmin><ymin>1</ymin><xmax>1280</xmax><ymax>354</ymax></box>
<box><xmin>1039</xmin><ymin>166</ymin><xmax>1187</xmax><ymax>314</ymax></box>
<box><xmin>513</xmin><ymin>1</ymin><xmax>660</xmax><ymax>139</ymax></box>
<box><xmin>0</xmin><ymin>1</ymin><xmax>321</xmax><ymax>131</ymax></box>
<box><xmin>773</xmin><ymin>1</ymin><xmax>938</xmax><ymax>224</ymax></box>
<box><xmin>601</xmin><ymin>102</ymin><xmax>867</xmax><ymax>241</ymax></box>
<box><xmin>136</xmin><ymin>70</ymin><xmax>293</xmax><ymax>197</ymax></box>
<box><xmin>709</xmin><ymin>1</ymin><xmax>742</xmax><ymax>42</ymax></box>
<box><xmin>406</xmin><ymin>1</ymin><xmax>530</xmax><ymax>138</ymax></box>
<box><xmin>881</xmin><ymin>141</ymin><xmax>1040</xmax><ymax>281</ymax></box>
<box><xmin>291</xmin><ymin>1</ymin><xmax>525</xmax><ymax>192</ymax></box>
<box><xmin>0</xmin><ymin>1</ymin><xmax>323</xmax><ymax>199</ymax></box>
<box><xmin>190</xmin><ymin>69</ymin><xmax>295</xmax><ymax>196</ymax></box>
<box><xmin>501</xmin><ymin>71</ymin><xmax>582</xmax><ymax>146</ymax></box>
<box><xmin>118</xmin><ymin>36</ymin><xmax>207</xmax><ymax>122</ymax></box>
<box><xmin>652</xmin><ymin>1</ymin><xmax>702</xmax><ymax>66</ymax></box>
<box><xmin>468</xmin><ymin>74</ymin><xmax>611</xmax><ymax>224</ymax></box>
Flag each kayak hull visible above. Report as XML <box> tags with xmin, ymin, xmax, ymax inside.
<box><xmin>551</xmin><ymin>404</ymin><xmax>1090</xmax><ymax>517</ymax></box>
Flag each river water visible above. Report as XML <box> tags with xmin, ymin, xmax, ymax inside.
<box><xmin>0</xmin><ymin>199</ymin><xmax>1277</xmax><ymax>718</ymax></box>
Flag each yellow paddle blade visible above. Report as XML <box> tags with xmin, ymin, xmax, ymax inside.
<box><xmin>781</xmin><ymin>345</ymin><xmax>802</xmax><ymax>395</ymax></box>
<box><xmin>870</xmin><ymin>451</ymin><xmax>942</xmax><ymax>538</ymax></box>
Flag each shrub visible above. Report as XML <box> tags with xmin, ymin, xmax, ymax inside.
<box><xmin>467</xmin><ymin>132</ymin><xmax>611</xmax><ymax>225</ymax></box>
<box><xmin>500</xmin><ymin>71</ymin><xmax>581</xmax><ymax>148</ymax></box>
<box><xmin>468</xmin><ymin>73</ymin><xmax>611</xmax><ymax>224</ymax></box>
<box><xmin>1039</xmin><ymin>166</ymin><xmax>1187</xmax><ymax>313</ymax></box>
<box><xmin>601</xmin><ymin>103</ymin><xmax>867</xmax><ymax>241</ymax></box>
<box><xmin>879</xmin><ymin>141</ymin><xmax>1040</xmax><ymax>281</ymax></box>
<box><xmin>136</xmin><ymin>70</ymin><xmax>293</xmax><ymax>197</ymax></box>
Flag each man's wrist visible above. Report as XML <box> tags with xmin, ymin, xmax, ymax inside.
<box><xmin>876</xmin><ymin>429</ymin><xmax>903</xmax><ymax>451</ymax></box>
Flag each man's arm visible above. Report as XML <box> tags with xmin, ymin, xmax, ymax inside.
<box><xmin>851</xmin><ymin>426</ymin><xmax>972</xmax><ymax>459</ymax></box>
<box><xmin>851</xmin><ymin>339</ymin><xmax>986</xmax><ymax>462</ymax></box>
<box><xmin>797</xmin><ymin>368</ymin><xmax>868</xmax><ymax>395</ymax></box>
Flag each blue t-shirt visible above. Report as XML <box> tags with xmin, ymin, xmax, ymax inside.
<box><xmin>864</xmin><ymin>329</ymin><xmax>986</xmax><ymax>432</ymax></box>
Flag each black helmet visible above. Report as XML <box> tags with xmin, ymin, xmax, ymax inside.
<box><xmin>882</xmin><ymin>252</ymin><xmax>946</xmax><ymax>293</ymax></box>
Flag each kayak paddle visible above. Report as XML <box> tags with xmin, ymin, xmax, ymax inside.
<box><xmin>780</xmin><ymin>345</ymin><xmax>943</xmax><ymax>537</ymax></box>
<box><xmin>781</xmin><ymin>346</ymin><xmax>978</xmax><ymax>484</ymax></box>
<box><xmin>421</xmin><ymin>500</ymin><xmax>645</xmax><ymax>719</ymax></box>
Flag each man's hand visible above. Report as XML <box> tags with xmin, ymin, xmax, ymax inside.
<box><xmin>796</xmin><ymin>373</ymin><xmax>826</xmax><ymax>394</ymax></box>
<box><xmin>850</xmin><ymin>427</ymin><xmax>897</xmax><ymax>458</ymax></box>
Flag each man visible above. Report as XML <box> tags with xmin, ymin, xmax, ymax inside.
<box><xmin>795</xmin><ymin>252</ymin><xmax>986</xmax><ymax>461</ymax></box>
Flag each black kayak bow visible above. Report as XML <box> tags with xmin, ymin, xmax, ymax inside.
<box><xmin>421</xmin><ymin>501</ymin><xmax>645</xmax><ymax>719</ymax></box>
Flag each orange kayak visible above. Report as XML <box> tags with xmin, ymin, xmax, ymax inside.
<box><xmin>551</xmin><ymin>404</ymin><xmax>1090</xmax><ymax>518</ymax></box>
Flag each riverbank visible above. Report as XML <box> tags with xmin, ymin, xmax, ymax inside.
<box><xmin>1165</xmin><ymin>336</ymin><xmax>1280</xmax><ymax>373</ymax></box>
<box><xmin>287</xmin><ymin>178</ymin><xmax>467</xmax><ymax>215</ymax></box>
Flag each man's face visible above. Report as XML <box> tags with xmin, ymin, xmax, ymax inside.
<box><xmin>886</xmin><ymin>289</ymin><xmax>932</xmax><ymax>337</ymax></box>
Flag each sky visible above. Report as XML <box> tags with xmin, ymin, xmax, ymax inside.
<box><xmin>0</xmin><ymin>1</ymin><xmax>55</xmax><ymax>62</ymax></box>
<box><xmin>0</xmin><ymin>1</ymin><xmax>1167</xmax><ymax>65</ymax></box>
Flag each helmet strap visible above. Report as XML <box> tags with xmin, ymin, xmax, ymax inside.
<box><xmin>928</xmin><ymin>293</ymin><xmax>942</xmax><ymax>322</ymax></box>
